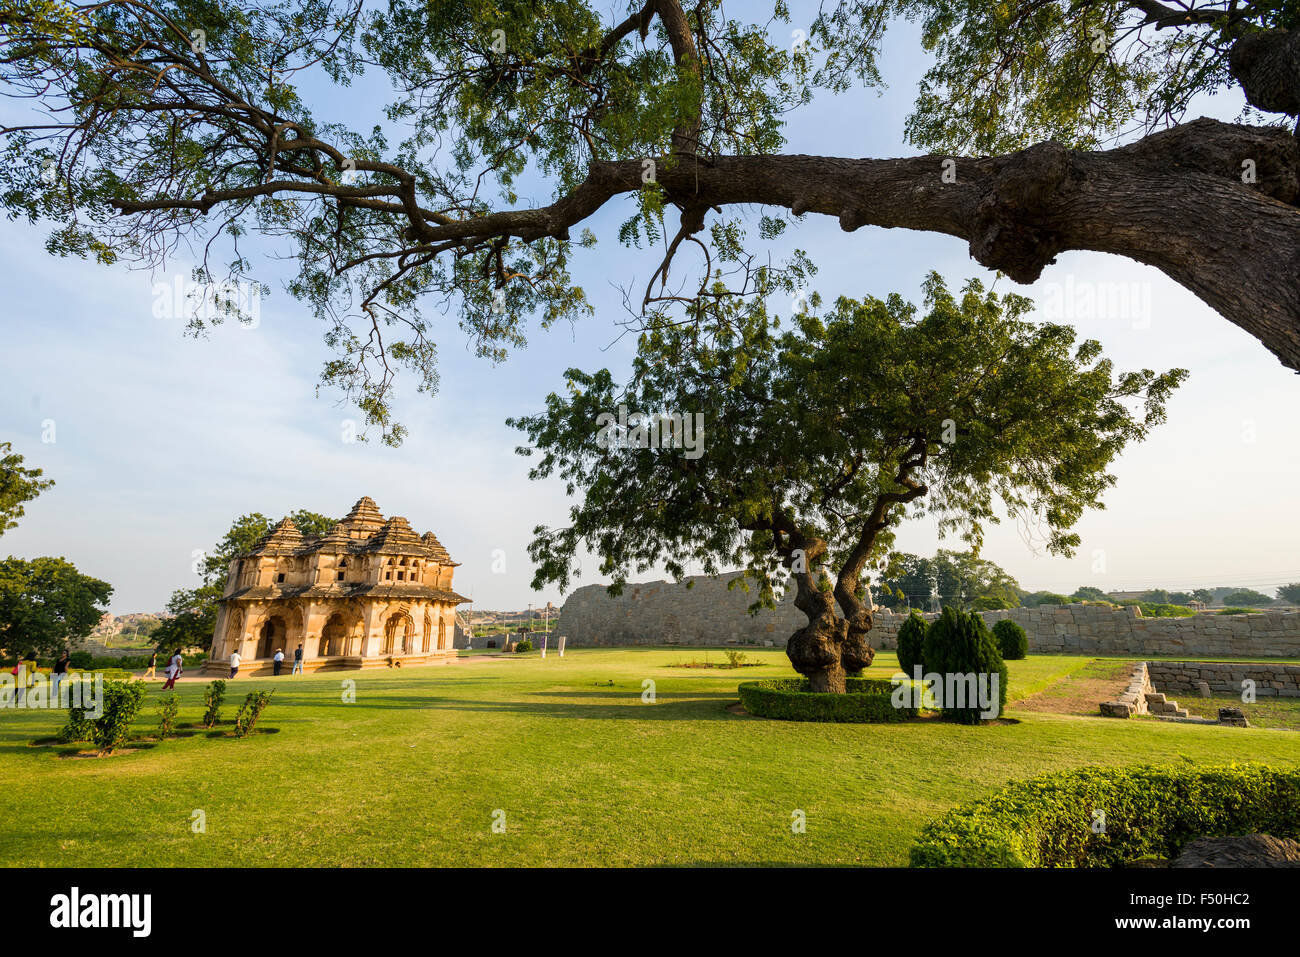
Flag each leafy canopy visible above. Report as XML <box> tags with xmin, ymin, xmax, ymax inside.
<box><xmin>0</xmin><ymin>555</ymin><xmax>113</xmax><ymax>657</ymax></box>
<box><xmin>0</xmin><ymin>441</ymin><xmax>54</xmax><ymax>535</ymax></box>
<box><xmin>509</xmin><ymin>273</ymin><xmax>1185</xmax><ymax>610</ymax></box>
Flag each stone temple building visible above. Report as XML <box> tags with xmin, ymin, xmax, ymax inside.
<box><xmin>203</xmin><ymin>497</ymin><xmax>468</xmax><ymax>675</ymax></box>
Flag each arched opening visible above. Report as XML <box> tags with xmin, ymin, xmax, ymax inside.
<box><xmin>257</xmin><ymin>616</ymin><xmax>286</xmax><ymax>659</ymax></box>
<box><xmin>422</xmin><ymin>613</ymin><xmax>432</xmax><ymax>653</ymax></box>
<box><xmin>438</xmin><ymin>616</ymin><xmax>447</xmax><ymax>650</ymax></box>
<box><xmin>320</xmin><ymin>613</ymin><xmax>347</xmax><ymax>657</ymax></box>
<box><xmin>383</xmin><ymin>612</ymin><xmax>414</xmax><ymax>655</ymax></box>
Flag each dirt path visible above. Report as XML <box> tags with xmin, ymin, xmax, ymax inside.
<box><xmin>1013</xmin><ymin>659</ymin><xmax>1137</xmax><ymax>717</ymax></box>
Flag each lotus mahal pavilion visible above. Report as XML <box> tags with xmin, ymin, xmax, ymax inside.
<box><xmin>203</xmin><ymin>497</ymin><xmax>469</xmax><ymax>675</ymax></box>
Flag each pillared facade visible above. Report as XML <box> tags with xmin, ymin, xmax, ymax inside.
<box><xmin>204</xmin><ymin>497</ymin><xmax>468</xmax><ymax>674</ymax></box>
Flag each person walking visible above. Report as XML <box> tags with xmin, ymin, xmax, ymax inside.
<box><xmin>291</xmin><ymin>643</ymin><xmax>304</xmax><ymax>676</ymax></box>
<box><xmin>18</xmin><ymin>650</ymin><xmax>37</xmax><ymax>705</ymax></box>
<box><xmin>273</xmin><ymin>647</ymin><xmax>285</xmax><ymax>676</ymax></box>
<box><xmin>142</xmin><ymin>651</ymin><xmax>158</xmax><ymax>680</ymax></box>
<box><xmin>228</xmin><ymin>647</ymin><xmax>241</xmax><ymax>679</ymax></box>
<box><xmin>161</xmin><ymin>649</ymin><xmax>184</xmax><ymax>690</ymax></box>
<box><xmin>52</xmin><ymin>650</ymin><xmax>70</xmax><ymax>702</ymax></box>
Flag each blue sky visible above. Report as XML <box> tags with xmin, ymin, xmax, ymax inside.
<box><xmin>2</xmin><ymin>7</ymin><xmax>1298</xmax><ymax>614</ymax></box>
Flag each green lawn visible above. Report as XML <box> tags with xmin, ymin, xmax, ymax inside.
<box><xmin>2</xmin><ymin>648</ymin><xmax>1297</xmax><ymax>867</ymax></box>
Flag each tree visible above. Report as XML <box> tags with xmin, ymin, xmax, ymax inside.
<box><xmin>1140</xmin><ymin>588</ymin><xmax>1171</xmax><ymax>604</ymax></box>
<box><xmin>510</xmin><ymin>274</ymin><xmax>1182</xmax><ymax>691</ymax></box>
<box><xmin>1277</xmin><ymin>583</ymin><xmax>1300</xmax><ymax>604</ymax></box>
<box><xmin>931</xmin><ymin>550</ymin><xmax>1022</xmax><ymax>610</ymax></box>
<box><xmin>1191</xmin><ymin>588</ymin><xmax>1215</xmax><ymax>605</ymax></box>
<box><xmin>1168</xmin><ymin>590</ymin><xmax>1194</xmax><ymax>605</ymax></box>
<box><xmin>0</xmin><ymin>556</ymin><xmax>112</xmax><ymax>658</ymax></box>
<box><xmin>877</xmin><ymin>553</ymin><xmax>935</xmax><ymax>610</ymax></box>
<box><xmin>0</xmin><ymin>442</ymin><xmax>53</xmax><ymax>535</ymax></box>
<box><xmin>154</xmin><ymin>509</ymin><xmax>336</xmax><ymax>651</ymax></box>
<box><xmin>1222</xmin><ymin>588</ymin><xmax>1274</xmax><ymax>606</ymax></box>
<box><xmin>1071</xmin><ymin>586</ymin><xmax>1108</xmax><ymax>601</ymax></box>
<box><xmin>0</xmin><ymin>0</ymin><xmax>1294</xmax><ymax>443</ymax></box>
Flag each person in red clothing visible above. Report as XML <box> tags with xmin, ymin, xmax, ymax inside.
<box><xmin>161</xmin><ymin>649</ymin><xmax>184</xmax><ymax>689</ymax></box>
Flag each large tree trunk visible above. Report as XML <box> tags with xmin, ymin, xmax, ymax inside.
<box><xmin>1230</xmin><ymin>28</ymin><xmax>1300</xmax><ymax>117</ymax></box>
<box><xmin>785</xmin><ymin>566</ymin><xmax>850</xmax><ymax>694</ymax></box>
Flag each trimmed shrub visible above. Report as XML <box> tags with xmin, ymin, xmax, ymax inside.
<box><xmin>921</xmin><ymin>607</ymin><xmax>1009</xmax><ymax>724</ymax></box>
<box><xmin>910</xmin><ymin>763</ymin><xmax>1300</xmax><ymax>868</ymax></box>
<box><xmin>895</xmin><ymin>611</ymin><xmax>928</xmax><ymax>674</ymax></box>
<box><xmin>737</xmin><ymin>677</ymin><xmax>920</xmax><ymax>723</ymax></box>
<box><xmin>90</xmin><ymin>679</ymin><xmax>147</xmax><ymax>755</ymax></box>
<box><xmin>514</xmin><ymin>638</ymin><xmax>535</xmax><ymax>653</ymax></box>
<box><xmin>57</xmin><ymin>706</ymin><xmax>94</xmax><ymax>743</ymax></box>
<box><xmin>202</xmin><ymin>679</ymin><xmax>227</xmax><ymax>728</ymax></box>
<box><xmin>233</xmin><ymin>690</ymin><xmax>274</xmax><ymax>738</ymax></box>
<box><xmin>156</xmin><ymin>693</ymin><xmax>179</xmax><ymax>739</ymax></box>
<box><xmin>68</xmin><ymin>651</ymin><xmax>93</xmax><ymax>670</ymax></box>
<box><xmin>992</xmin><ymin>619</ymin><xmax>1028</xmax><ymax>660</ymax></box>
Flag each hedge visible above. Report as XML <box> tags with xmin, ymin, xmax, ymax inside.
<box><xmin>737</xmin><ymin>677</ymin><xmax>920</xmax><ymax>723</ymax></box>
<box><xmin>910</xmin><ymin>763</ymin><xmax>1300</xmax><ymax>867</ymax></box>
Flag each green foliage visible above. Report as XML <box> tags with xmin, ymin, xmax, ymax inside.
<box><xmin>738</xmin><ymin>678</ymin><xmax>919</xmax><ymax>723</ymax></box>
<box><xmin>90</xmin><ymin>679</ymin><xmax>146</xmax><ymax>755</ymax></box>
<box><xmin>895</xmin><ymin>610</ymin><xmax>928</xmax><ymax>673</ymax></box>
<box><xmin>879</xmin><ymin>550</ymin><xmax>1022</xmax><ymax>612</ymax></box>
<box><xmin>56</xmin><ymin>705</ymin><xmax>93</xmax><ymax>744</ymax></box>
<box><xmin>1277</xmin><ymin>583</ymin><xmax>1300</xmax><ymax>605</ymax></box>
<box><xmin>68</xmin><ymin>651</ymin><xmax>92</xmax><ymax>670</ymax></box>
<box><xmin>921</xmin><ymin>607</ymin><xmax>1008</xmax><ymax>724</ymax></box>
<box><xmin>1070</xmin><ymin>586</ymin><xmax>1108</xmax><ymax>602</ymax></box>
<box><xmin>992</xmin><ymin>619</ymin><xmax>1028</xmax><ymax>660</ymax></box>
<box><xmin>1218</xmin><ymin>607</ymin><xmax>1256</xmax><ymax>616</ymax></box>
<box><xmin>233</xmin><ymin>690</ymin><xmax>274</xmax><ymax>738</ymax></box>
<box><xmin>514</xmin><ymin>638</ymin><xmax>535</xmax><ymax>653</ymax></box>
<box><xmin>1135</xmin><ymin>602</ymin><xmax>1198</xmax><ymax>618</ymax></box>
<box><xmin>511</xmin><ymin>275</ymin><xmax>1183</xmax><ymax>629</ymax></box>
<box><xmin>156</xmin><ymin>693</ymin><xmax>179</xmax><ymax>739</ymax></box>
<box><xmin>1023</xmin><ymin>591</ymin><xmax>1069</xmax><ymax>606</ymax></box>
<box><xmin>910</xmin><ymin>763</ymin><xmax>1300</xmax><ymax>867</ymax></box>
<box><xmin>0</xmin><ymin>556</ymin><xmax>113</xmax><ymax>658</ymax></box>
<box><xmin>723</xmin><ymin>648</ymin><xmax>747</xmax><ymax>668</ymax></box>
<box><xmin>202</xmin><ymin>679</ymin><xmax>227</xmax><ymax>729</ymax></box>
<box><xmin>1222</xmin><ymin>588</ymin><xmax>1274</xmax><ymax>607</ymax></box>
<box><xmin>0</xmin><ymin>441</ymin><xmax>54</xmax><ymax>536</ymax></box>
<box><xmin>813</xmin><ymin>1</ymin><xmax>1295</xmax><ymax>155</ymax></box>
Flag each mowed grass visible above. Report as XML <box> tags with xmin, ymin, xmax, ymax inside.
<box><xmin>1</xmin><ymin>648</ymin><xmax>1297</xmax><ymax>867</ymax></box>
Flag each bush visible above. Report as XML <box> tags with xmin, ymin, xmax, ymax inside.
<box><xmin>895</xmin><ymin>611</ymin><xmax>928</xmax><ymax>674</ymax></box>
<box><xmin>737</xmin><ymin>677</ymin><xmax>920</xmax><ymax>723</ymax></box>
<box><xmin>90</xmin><ymin>679</ymin><xmax>147</xmax><ymax>755</ymax></box>
<box><xmin>1135</xmin><ymin>602</ymin><xmax>1197</xmax><ymax>618</ymax></box>
<box><xmin>156</xmin><ymin>693</ymin><xmax>179</xmax><ymax>739</ymax></box>
<box><xmin>723</xmin><ymin>648</ymin><xmax>747</xmax><ymax>668</ymax></box>
<box><xmin>514</xmin><ymin>639</ymin><xmax>534</xmax><ymax>653</ymax></box>
<box><xmin>910</xmin><ymin>763</ymin><xmax>1300</xmax><ymax>867</ymax></box>
<box><xmin>921</xmin><ymin>607</ymin><xmax>1009</xmax><ymax>724</ymax></box>
<box><xmin>57</xmin><ymin>706</ymin><xmax>94</xmax><ymax>743</ymax></box>
<box><xmin>68</xmin><ymin>651</ymin><xmax>93</xmax><ymax>670</ymax></box>
<box><xmin>992</xmin><ymin>619</ymin><xmax>1028</xmax><ymax>660</ymax></box>
<box><xmin>202</xmin><ymin>679</ymin><xmax>227</xmax><ymax>728</ymax></box>
<box><xmin>233</xmin><ymin>690</ymin><xmax>274</xmax><ymax>738</ymax></box>
<box><xmin>1217</xmin><ymin>607</ymin><xmax>1254</xmax><ymax>616</ymax></box>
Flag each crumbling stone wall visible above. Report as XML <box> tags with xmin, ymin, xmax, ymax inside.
<box><xmin>555</xmin><ymin>575</ymin><xmax>1300</xmax><ymax>657</ymax></box>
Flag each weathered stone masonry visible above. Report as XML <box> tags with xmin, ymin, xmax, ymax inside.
<box><xmin>556</xmin><ymin>575</ymin><xmax>1300</xmax><ymax>657</ymax></box>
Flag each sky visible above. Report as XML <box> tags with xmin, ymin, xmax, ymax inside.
<box><xmin>2</xmin><ymin>5</ymin><xmax>1299</xmax><ymax>615</ymax></box>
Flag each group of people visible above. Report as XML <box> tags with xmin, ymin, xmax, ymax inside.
<box><xmin>227</xmin><ymin>643</ymin><xmax>304</xmax><ymax>679</ymax></box>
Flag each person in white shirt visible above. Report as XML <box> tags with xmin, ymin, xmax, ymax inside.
<box><xmin>273</xmin><ymin>647</ymin><xmax>285</xmax><ymax>676</ymax></box>
<box><xmin>229</xmin><ymin>649</ymin><xmax>242</xmax><ymax>679</ymax></box>
<box><xmin>162</xmin><ymin>649</ymin><xmax>184</xmax><ymax>689</ymax></box>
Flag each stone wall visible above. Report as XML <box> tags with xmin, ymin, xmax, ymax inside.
<box><xmin>556</xmin><ymin>575</ymin><xmax>1300</xmax><ymax>658</ymax></box>
<box><xmin>1147</xmin><ymin>660</ymin><xmax>1300</xmax><ymax>698</ymax></box>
